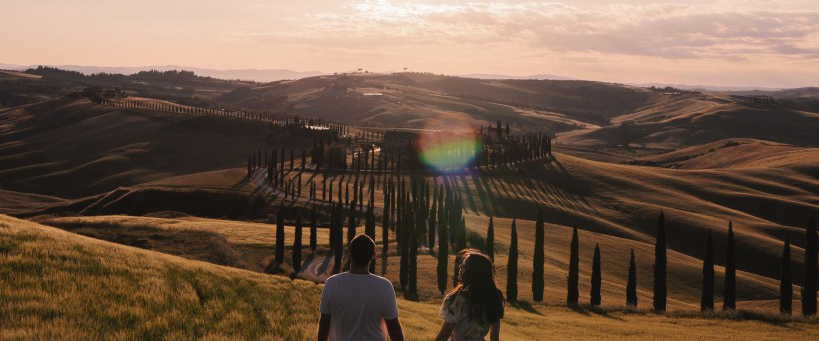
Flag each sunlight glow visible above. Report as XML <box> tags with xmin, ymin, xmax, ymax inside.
<box><xmin>418</xmin><ymin>123</ymin><xmax>481</xmax><ymax>174</ymax></box>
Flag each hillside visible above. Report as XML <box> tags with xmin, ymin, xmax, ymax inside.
<box><xmin>0</xmin><ymin>97</ymin><xmax>311</xmax><ymax>198</ymax></box>
<box><xmin>3</xmin><ymin>215</ymin><xmax>816</xmax><ymax>340</ymax></box>
<box><xmin>0</xmin><ymin>189</ymin><xmax>67</xmax><ymax>215</ymax></box>
<box><xmin>6</xmin><ymin>68</ymin><xmax>818</xmax><ymax>154</ymax></box>
<box><xmin>217</xmin><ymin>73</ymin><xmax>662</xmax><ymax>131</ymax></box>
<box><xmin>627</xmin><ymin>138</ymin><xmax>819</xmax><ymax>169</ymax></box>
<box><xmin>556</xmin><ymin>95</ymin><xmax>819</xmax><ymax>149</ymax></box>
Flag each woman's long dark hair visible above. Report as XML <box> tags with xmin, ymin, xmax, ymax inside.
<box><xmin>449</xmin><ymin>249</ymin><xmax>505</xmax><ymax>323</ymax></box>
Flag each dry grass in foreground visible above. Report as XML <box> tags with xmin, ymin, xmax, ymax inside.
<box><xmin>1</xmin><ymin>215</ymin><xmax>817</xmax><ymax>340</ymax></box>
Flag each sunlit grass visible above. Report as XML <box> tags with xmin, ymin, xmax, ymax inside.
<box><xmin>2</xmin><ymin>215</ymin><xmax>817</xmax><ymax>340</ymax></box>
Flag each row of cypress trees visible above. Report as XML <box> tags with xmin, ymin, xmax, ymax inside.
<box><xmin>550</xmin><ymin>212</ymin><xmax>817</xmax><ymax>316</ymax></box>
<box><xmin>272</xmin><ymin>179</ymin><xmax>817</xmax><ymax>316</ymax></box>
<box><xmin>104</xmin><ymin>98</ymin><xmax>348</xmax><ymax>133</ymax></box>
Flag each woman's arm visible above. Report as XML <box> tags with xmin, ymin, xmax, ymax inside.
<box><xmin>434</xmin><ymin>322</ymin><xmax>456</xmax><ymax>341</ymax></box>
<box><xmin>489</xmin><ymin>321</ymin><xmax>500</xmax><ymax>341</ymax></box>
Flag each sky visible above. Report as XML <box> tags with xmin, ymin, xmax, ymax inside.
<box><xmin>2</xmin><ymin>0</ymin><xmax>819</xmax><ymax>88</ymax></box>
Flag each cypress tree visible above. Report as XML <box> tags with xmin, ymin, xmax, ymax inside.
<box><xmin>366</xmin><ymin>202</ymin><xmax>376</xmax><ymax>274</ymax></box>
<box><xmin>399</xmin><ymin>201</ymin><xmax>409</xmax><ymax>291</ymax></box>
<box><xmin>347</xmin><ymin>203</ymin><xmax>356</xmax><ymax>243</ymax></box>
<box><xmin>409</xmin><ymin>208</ymin><xmax>418</xmax><ymax>295</ymax></box>
<box><xmin>567</xmin><ymin>227</ymin><xmax>579</xmax><ymax>305</ymax></box>
<box><xmin>803</xmin><ymin>216</ymin><xmax>817</xmax><ymax>316</ymax></box>
<box><xmin>533</xmin><ymin>210</ymin><xmax>545</xmax><ymax>302</ymax></box>
<box><xmin>293</xmin><ymin>214</ymin><xmax>302</xmax><ymax>273</ymax></box>
<box><xmin>428</xmin><ymin>187</ymin><xmax>437</xmax><ymax>250</ymax></box>
<box><xmin>328</xmin><ymin>201</ymin><xmax>337</xmax><ymax>251</ymax></box>
<box><xmin>723</xmin><ymin>221</ymin><xmax>736</xmax><ymax>310</ymax></box>
<box><xmin>310</xmin><ymin>205</ymin><xmax>317</xmax><ymax>252</ymax></box>
<box><xmin>276</xmin><ymin>206</ymin><xmax>285</xmax><ymax>264</ymax></box>
<box><xmin>507</xmin><ymin>219</ymin><xmax>518</xmax><ymax>302</ymax></box>
<box><xmin>626</xmin><ymin>249</ymin><xmax>638</xmax><ymax>307</ymax></box>
<box><xmin>333</xmin><ymin>204</ymin><xmax>343</xmax><ymax>274</ymax></box>
<box><xmin>653</xmin><ymin>211</ymin><xmax>667</xmax><ymax>311</ymax></box>
<box><xmin>437</xmin><ymin>201</ymin><xmax>449</xmax><ymax>294</ymax></box>
<box><xmin>382</xmin><ymin>185</ymin><xmax>390</xmax><ymax>255</ymax></box>
<box><xmin>486</xmin><ymin>216</ymin><xmax>495</xmax><ymax>261</ymax></box>
<box><xmin>701</xmin><ymin>229</ymin><xmax>714</xmax><ymax>311</ymax></box>
<box><xmin>781</xmin><ymin>237</ymin><xmax>792</xmax><ymax>314</ymax></box>
<box><xmin>590</xmin><ymin>243</ymin><xmax>601</xmax><ymax>306</ymax></box>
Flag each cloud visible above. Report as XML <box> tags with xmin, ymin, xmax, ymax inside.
<box><xmin>249</xmin><ymin>1</ymin><xmax>819</xmax><ymax>61</ymax></box>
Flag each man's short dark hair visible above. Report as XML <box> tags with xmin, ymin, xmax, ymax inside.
<box><xmin>349</xmin><ymin>234</ymin><xmax>375</xmax><ymax>266</ymax></box>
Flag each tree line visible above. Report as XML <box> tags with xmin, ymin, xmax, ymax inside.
<box><xmin>102</xmin><ymin>98</ymin><xmax>350</xmax><ymax>135</ymax></box>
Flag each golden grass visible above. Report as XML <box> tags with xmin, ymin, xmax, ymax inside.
<box><xmin>24</xmin><ymin>212</ymin><xmax>803</xmax><ymax>312</ymax></box>
<box><xmin>2</xmin><ymin>215</ymin><xmax>817</xmax><ymax>340</ymax></box>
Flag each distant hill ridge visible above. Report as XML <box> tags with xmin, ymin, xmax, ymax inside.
<box><xmin>0</xmin><ymin>63</ymin><xmax>325</xmax><ymax>82</ymax></box>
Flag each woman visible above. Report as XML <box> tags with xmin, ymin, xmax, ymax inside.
<box><xmin>435</xmin><ymin>249</ymin><xmax>505</xmax><ymax>341</ymax></box>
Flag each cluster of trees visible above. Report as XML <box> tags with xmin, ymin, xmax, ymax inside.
<box><xmin>380</xmin><ymin>175</ymin><xmax>468</xmax><ymax>296</ymax></box>
<box><xmin>357</xmin><ymin>133</ymin><xmax>551</xmax><ymax>174</ymax></box>
<box><xmin>479</xmin><ymin>132</ymin><xmax>552</xmax><ymax>168</ymax></box>
<box><xmin>484</xmin><ymin>120</ymin><xmax>510</xmax><ymax>137</ymax></box>
<box><xmin>306</xmin><ymin>123</ymin><xmax>552</xmax><ymax>174</ymax></box>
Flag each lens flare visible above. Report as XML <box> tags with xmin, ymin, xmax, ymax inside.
<box><xmin>418</xmin><ymin>125</ymin><xmax>481</xmax><ymax>173</ymax></box>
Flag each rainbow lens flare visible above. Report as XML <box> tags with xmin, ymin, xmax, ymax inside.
<box><xmin>419</xmin><ymin>129</ymin><xmax>482</xmax><ymax>173</ymax></box>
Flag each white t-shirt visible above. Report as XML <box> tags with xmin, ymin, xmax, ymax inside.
<box><xmin>320</xmin><ymin>272</ymin><xmax>399</xmax><ymax>341</ymax></box>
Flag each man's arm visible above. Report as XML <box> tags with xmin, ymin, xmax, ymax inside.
<box><xmin>317</xmin><ymin>313</ymin><xmax>331</xmax><ymax>341</ymax></box>
<box><xmin>385</xmin><ymin>318</ymin><xmax>404</xmax><ymax>341</ymax></box>
<box><xmin>489</xmin><ymin>320</ymin><xmax>500</xmax><ymax>341</ymax></box>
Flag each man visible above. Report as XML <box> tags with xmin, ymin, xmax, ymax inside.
<box><xmin>318</xmin><ymin>234</ymin><xmax>405</xmax><ymax>341</ymax></box>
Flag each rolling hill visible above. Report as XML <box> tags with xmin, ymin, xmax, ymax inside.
<box><xmin>556</xmin><ymin>94</ymin><xmax>819</xmax><ymax>149</ymax></box>
<box><xmin>627</xmin><ymin>138</ymin><xmax>819</xmax><ymax>169</ymax></box>
<box><xmin>213</xmin><ymin>73</ymin><xmax>819</xmax><ymax>150</ymax></box>
<box><xmin>0</xmin><ymin>97</ymin><xmax>311</xmax><ymax>198</ymax></box>
<box><xmin>3</xmin><ymin>215</ymin><xmax>816</xmax><ymax>340</ymax></box>
<box><xmin>216</xmin><ymin>73</ymin><xmax>661</xmax><ymax>130</ymax></box>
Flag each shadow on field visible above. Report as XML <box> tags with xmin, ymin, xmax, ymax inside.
<box><xmin>46</xmin><ymin>220</ymin><xmax>252</xmax><ymax>270</ymax></box>
<box><xmin>567</xmin><ymin>303</ymin><xmax>626</xmax><ymax>321</ymax></box>
<box><xmin>507</xmin><ymin>301</ymin><xmax>544</xmax><ymax>316</ymax></box>
<box><xmin>554</xmin><ymin>303</ymin><xmax>817</xmax><ymax>327</ymax></box>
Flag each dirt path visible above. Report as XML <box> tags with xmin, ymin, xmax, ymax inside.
<box><xmin>297</xmin><ymin>254</ymin><xmax>335</xmax><ymax>282</ymax></box>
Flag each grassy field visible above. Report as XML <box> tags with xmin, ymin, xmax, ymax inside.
<box><xmin>31</xmin><ymin>212</ymin><xmax>798</xmax><ymax>312</ymax></box>
<box><xmin>2</xmin><ymin>215</ymin><xmax>817</xmax><ymax>340</ymax></box>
